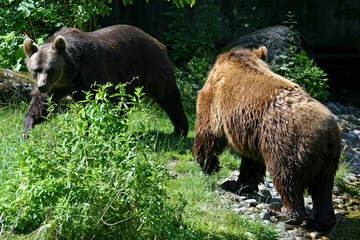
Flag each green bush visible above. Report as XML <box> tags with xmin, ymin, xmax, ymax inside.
<box><xmin>272</xmin><ymin>49</ymin><xmax>330</xmax><ymax>101</ymax></box>
<box><xmin>0</xmin><ymin>0</ymin><xmax>197</xmax><ymax>71</ymax></box>
<box><xmin>271</xmin><ymin>12</ymin><xmax>330</xmax><ymax>101</ymax></box>
<box><xmin>0</xmin><ymin>83</ymin><xmax>192</xmax><ymax>239</ymax></box>
<box><xmin>0</xmin><ymin>0</ymin><xmax>113</xmax><ymax>71</ymax></box>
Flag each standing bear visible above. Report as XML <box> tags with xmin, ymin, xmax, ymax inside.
<box><xmin>23</xmin><ymin>25</ymin><xmax>188</xmax><ymax>137</ymax></box>
<box><xmin>192</xmin><ymin>46</ymin><xmax>341</xmax><ymax>231</ymax></box>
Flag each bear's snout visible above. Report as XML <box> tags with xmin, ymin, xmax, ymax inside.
<box><xmin>37</xmin><ymin>73</ymin><xmax>49</xmax><ymax>93</ymax></box>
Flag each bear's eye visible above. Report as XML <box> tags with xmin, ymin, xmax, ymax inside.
<box><xmin>47</xmin><ymin>68</ymin><xmax>54</xmax><ymax>74</ymax></box>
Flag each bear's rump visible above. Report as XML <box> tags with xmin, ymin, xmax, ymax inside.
<box><xmin>221</xmin><ymin>96</ymin><xmax>338</xmax><ymax>170</ymax></box>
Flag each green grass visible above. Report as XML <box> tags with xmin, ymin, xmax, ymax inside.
<box><xmin>127</xmin><ymin>102</ymin><xmax>278</xmax><ymax>239</ymax></box>
<box><xmin>1</xmin><ymin>85</ymin><xmax>355</xmax><ymax>239</ymax></box>
<box><xmin>334</xmin><ymin>146</ymin><xmax>360</xmax><ymax>196</ymax></box>
<box><xmin>0</xmin><ymin>92</ymin><xmax>278</xmax><ymax>239</ymax></box>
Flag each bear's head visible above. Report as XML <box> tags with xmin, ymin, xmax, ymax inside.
<box><xmin>220</xmin><ymin>46</ymin><xmax>269</xmax><ymax>72</ymax></box>
<box><xmin>23</xmin><ymin>36</ymin><xmax>67</xmax><ymax>93</ymax></box>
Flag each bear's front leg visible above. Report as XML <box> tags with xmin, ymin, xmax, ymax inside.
<box><xmin>192</xmin><ymin>130</ymin><xmax>227</xmax><ymax>174</ymax></box>
<box><xmin>23</xmin><ymin>92</ymin><xmax>51</xmax><ymax>138</ymax></box>
<box><xmin>221</xmin><ymin>157</ymin><xmax>266</xmax><ymax>194</ymax></box>
<box><xmin>153</xmin><ymin>87</ymin><xmax>189</xmax><ymax>137</ymax></box>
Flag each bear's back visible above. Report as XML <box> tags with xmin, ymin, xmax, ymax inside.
<box><xmin>44</xmin><ymin>25</ymin><xmax>166</xmax><ymax>62</ymax></box>
<box><xmin>205</xmin><ymin>48</ymin><xmax>302</xmax><ymax>110</ymax></box>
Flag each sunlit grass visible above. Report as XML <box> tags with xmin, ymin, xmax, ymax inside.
<box><xmin>2</xmin><ymin>95</ymin><xmax>354</xmax><ymax>239</ymax></box>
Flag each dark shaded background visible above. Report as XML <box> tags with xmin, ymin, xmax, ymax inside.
<box><xmin>99</xmin><ymin>0</ymin><xmax>360</xmax><ymax>107</ymax></box>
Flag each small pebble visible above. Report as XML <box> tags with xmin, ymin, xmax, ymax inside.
<box><xmin>260</xmin><ymin>212</ymin><xmax>270</xmax><ymax>220</ymax></box>
<box><xmin>346</xmin><ymin>132</ymin><xmax>359</xmax><ymax>142</ymax></box>
<box><xmin>333</xmin><ymin>198</ymin><xmax>344</xmax><ymax>204</ymax></box>
<box><xmin>349</xmin><ymin>198</ymin><xmax>360</xmax><ymax>206</ymax></box>
<box><xmin>244</xmin><ymin>199</ymin><xmax>258</xmax><ymax>207</ymax></box>
<box><xmin>310</xmin><ymin>231</ymin><xmax>321</xmax><ymax>238</ymax></box>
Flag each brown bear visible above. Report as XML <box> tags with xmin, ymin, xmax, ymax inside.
<box><xmin>192</xmin><ymin>46</ymin><xmax>341</xmax><ymax>231</ymax></box>
<box><xmin>23</xmin><ymin>24</ymin><xmax>188</xmax><ymax>137</ymax></box>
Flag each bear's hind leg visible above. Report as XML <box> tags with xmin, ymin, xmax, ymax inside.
<box><xmin>307</xmin><ymin>172</ymin><xmax>336</xmax><ymax>231</ymax></box>
<box><xmin>154</xmin><ymin>88</ymin><xmax>189</xmax><ymax>137</ymax></box>
<box><xmin>269</xmin><ymin>174</ymin><xmax>306</xmax><ymax>225</ymax></box>
<box><xmin>221</xmin><ymin>157</ymin><xmax>265</xmax><ymax>194</ymax></box>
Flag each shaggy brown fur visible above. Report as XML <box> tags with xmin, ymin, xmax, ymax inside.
<box><xmin>23</xmin><ymin>25</ymin><xmax>188</xmax><ymax>137</ymax></box>
<box><xmin>192</xmin><ymin>46</ymin><xmax>341</xmax><ymax>231</ymax></box>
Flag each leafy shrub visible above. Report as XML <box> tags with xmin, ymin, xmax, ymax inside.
<box><xmin>0</xmin><ymin>32</ymin><xmax>26</xmax><ymax>71</ymax></box>
<box><xmin>0</xmin><ymin>0</ymin><xmax>198</xmax><ymax>71</ymax></box>
<box><xmin>271</xmin><ymin>12</ymin><xmax>330</xmax><ymax>101</ymax></box>
<box><xmin>272</xmin><ymin>49</ymin><xmax>330</xmax><ymax>101</ymax></box>
<box><xmin>0</xmin><ymin>0</ymin><xmax>113</xmax><ymax>71</ymax></box>
<box><xmin>0</xmin><ymin>83</ymin><xmax>192</xmax><ymax>239</ymax></box>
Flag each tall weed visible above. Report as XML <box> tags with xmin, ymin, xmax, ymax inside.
<box><xmin>0</xmin><ymin>83</ymin><xmax>193</xmax><ymax>239</ymax></box>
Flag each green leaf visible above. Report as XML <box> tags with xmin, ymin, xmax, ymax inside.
<box><xmin>18</xmin><ymin>5</ymin><xmax>31</xmax><ymax>18</ymax></box>
<box><xmin>18</xmin><ymin>1</ymin><xmax>36</xmax><ymax>18</ymax></box>
<box><xmin>38</xmin><ymin>7</ymin><xmax>57</xmax><ymax>19</ymax></box>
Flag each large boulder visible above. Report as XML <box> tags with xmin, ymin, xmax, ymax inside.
<box><xmin>0</xmin><ymin>68</ymin><xmax>35</xmax><ymax>104</ymax></box>
<box><xmin>224</xmin><ymin>25</ymin><xmax>310</xmax><ymax>65</ymax></box>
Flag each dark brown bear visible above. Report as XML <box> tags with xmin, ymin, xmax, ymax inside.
<box><xmin>192</xmin><ymin>46</ymin><xmax>341</xmax><ymax>231</ymax></box>
<box><xmin>23</xmin><ymin>25</ymin><xmax>188</xmax><ymax>137</ymax></box>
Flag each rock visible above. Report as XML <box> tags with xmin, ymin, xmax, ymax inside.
<box><xmin>349</xmin><ymin>198</ymin><xmax>360</xmax><ymax>206</ymax></box>
<box><xmin>333</xmin><ymin>198</ymin><xmax>345</xmax><ymax>204</ymax></box>
<box><xmin>269</xmin><ymin>198</ymin><xmax>282</xmax><ymax>205</ymax></box>
<box><xmin>346</xmin><ymin>132</ymin><xmax>360</xmax><ymax>143</ymax></box>
<box><xmin>259</xmin><ymin>189</ymin><xmax>272</xmax><ymax>202</ymax></box>
<box><xmin>224</xmin><ymin>25</ymin><xmax>310</xmax><ymax>65</ymax></box>
<box><xmin>256</xmin><ymin>203</ymin><xmax>268</xmax><ymax>210</ymax></box>
<box><xmin>337</xmin><ymin>203</ymin><xmax>345</xmax><ymax>209</ymax></box>
<box><xmin>244</xmin><ymin>199</ymin><xmax>258</xmax><ymax>207</ymax></box>
<box><xmin>326</xmin><ymin>102</ymin><xmax>342</xmax><ymax>114</ymax></box>
<box><xmin>260</xmin><ymin>212</ymin><xmax>270</xmax><ymax>220</ymax></box>
<box><xmin>222</xmin><ymin>170</ymin><xmax>239</xmax><ymax>182</ymax></box>
<box><xmin>350</xmin><ymin>181</ymin><xmax>360</xmax><ymax>187</ymax></box>
<box><xmin>304</xmin><ymin>197</ymin><xmax>313</xmax><ymax>205</ymax></box>
<box><xmin>346</xmin><ymin>174</ymin><xmax>358</xmax><ymax>182</ymax></box>
<box><xmin>0</xmin><ymin>68</ymin><xmax>35</xmax><ymax>104</ymax></box>
<box><xmin>270</xmin><ymin>216</ymin><xmax>278</xmax><ymax>222</ymax></box>
<box><xmin>288</xmin><ymin>230</ymin><xmax>304</xmax><ymax>237</ymax></box>
<box><xmin>310</xmin><ymin>231</ymin><xmax>321</xmax><ymax>239</ymax></box>
<box><xmin>278</xmin><ymin>237</ymin><xmax>296</xmax><ymax>240</ymax></box>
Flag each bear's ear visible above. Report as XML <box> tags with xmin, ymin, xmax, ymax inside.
<box><xmin>23</xmin><ymin>38</ymin><xmax>38</xmax><ymax>58</ymax></box>
<box><xmin>253</xmin><ymin>46</ymin><xmax>267</xmax><ymax>61</ymax></box>
<box><xmin>53</xmin><ymin>36</ymin><xmax>67</xmax><ymax>52</ymax></box>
